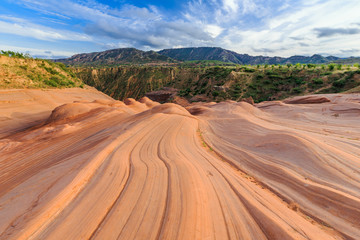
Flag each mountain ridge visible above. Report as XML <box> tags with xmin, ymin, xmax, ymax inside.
<box><xmin>158</xmin><ymin>47</ymin><xmax>341</xmax><ymax>65</ymax></box>
<box><xmin>55</xmin><ymin>47</ymin><xmax>360</xmax><ymax>66</ymax></box>
<box><xmin>55</xmin><ymin>48</ymin><xmax>177</xmax><ymax>66</ymax></box>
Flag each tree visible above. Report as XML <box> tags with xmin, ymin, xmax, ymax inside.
<box><xmin>328</xmin><ymin>63</ymin><xmax>336</xmax><ymax>71</ymax></box>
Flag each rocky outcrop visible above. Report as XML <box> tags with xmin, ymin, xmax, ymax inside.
<box><xmin>145</xmin><ymin>87</ymin><xmax>178</xmax><ymax>103</ymax></box>
<box><xmin>190</xmin><ymin>95</ymin><xmax>211</xmax><ymax>102</ymax></box>
<box><xmin>284</xmin><ymin>95</ymin><xmax>331</xmax><ymax>104</ymax></box>
<box><xmin>239</xmin><ymin>96</ymin><xmax>255</xmax><ymax>105</ymax></box>
<box><xmin>172</xmin><ymin>96</ymin><xmax>190</xmax><ymax>107</ymax></box>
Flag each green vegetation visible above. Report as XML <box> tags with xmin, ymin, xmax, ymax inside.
<box><xmin>328</xmin><ymin>63</ymin><xmax>336</xmax><ymax>71</ymax></box>
<box><xmin>3</xmin><ymin>49</ymin><xmax>358</xmax><ymax>99</ymax></box>
<box><xmin>180</xmin><ymin>60</ymin><xmax>237</xmax><ymax>67</ymax></box>
<box><xmin>0</xmin><ymin>52</ymin><xmax>83</xmax><ymax>89</ymax></box>
<box><xmin>75</xmin><ymin>63</ymin><xmax>360</xmax><ymax>102</ymax></box>
<box><xmin>1</xmin><ymin>50</ymin><xmax>31</xmax><ymax>59</ymax></box>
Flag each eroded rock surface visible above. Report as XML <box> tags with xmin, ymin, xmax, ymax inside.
<box><xmin>1</xmin><ymin>90</ymin><xmax>359</xmax><ymax>240</ymax></box>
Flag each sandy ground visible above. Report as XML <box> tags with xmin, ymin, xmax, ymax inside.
<box><xmin>0</xmin><ymin>89</ymin><xmax>359</xmax><ymax>240</ymax></box>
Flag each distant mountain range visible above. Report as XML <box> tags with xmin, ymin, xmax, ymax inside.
<box><xmin>55</xmin><ymin>48</ymin><xmax>176</xmax><ymax>66</ymax></box>
<box><xmin>158</xmin><ymin>47</ymin><xmax>343</xmax><ymax>65</ymax></box>
<box><xmin>56</xmin><ymin>47</ymin><xmax>359</xmax><ymax>66</ymax></box>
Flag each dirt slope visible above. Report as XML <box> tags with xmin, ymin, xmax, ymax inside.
<box><xmin>0</xmin><ymin>90</ymin><xmax>359</xmax><ymax>240</ymax></box>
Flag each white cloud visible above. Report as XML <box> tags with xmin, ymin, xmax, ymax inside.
<box><xmin>0</xmin><ymin>17</ymin><xmax>92</xmax><ymax>41</ymax></box>
<box><xmin>5</xmin><ymin>0</ymin><xmax>360</xmax><ymax>57</ymax></box>
<box><xmin>221</xmin><ymin>0</ymin><xmax>360</xmax><ymax>57</ymax></box>
<box><xmin>0</xmin><ymin>44</ymin><xmax>76</xmax><ymax>58</ymax></box>
<box><xmin>222</xmin><ymin>0</ymin><xmax>239</xmax><ymax>13</ymax></box>
<box><xmin>205</xmin><ymin>24</ymin><xmax>223</xmax><ymax>38</ymax></box>
<box><xmin>241</xmin><ymin>0</ymin><xmax>257</xmax><ymax>14</ymax></box>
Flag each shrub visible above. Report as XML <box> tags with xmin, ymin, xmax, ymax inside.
<box><xmin>313</xmin><ymin>78</ymin><xmax>324</xmax><ymax>84</ymax></box>
<box><xmin>56</xmin><ymin>62</ymin><xmax>69</xmax><ymax>72</ymax></box>
<box><xmin>248</xmin><ymin>84</ymin><xmax>257</xmax><ymax>90</ymax></box>
<box><xmin>178</xmin><ymin>88</ymin><xmax>191</xmax><ymax>97</ymax></box>
<box><xmin>332</xmin><ymin>79</ymin><xmax>345</xmax><ymax>88</ymax></box>
<box><xmin>44</xmin><ymin>66</ymin><xmax>59</xmax><ymax>75</ymax></box>
<box><xmin>307</xmin><ymin>63</ymin><xmax>316</xmax><ymax>68</ymax></box>
<box><xmin>328</xmin><ymin>64</ymin><xmax>336</xmax><ymax>71</ymax></box>
<box><xmin>321</xmin><ymin>72</ymin><xmax>332</xmax><ymax>76</ymax></box>
<box><xmin>212</xmin><ymin>90</ymin><xmax>219</xmax><ymax>97</ymax></box>
<box><xmin>67</xmin><ymin>80</ymin><xmax>75</xmax><ymax>86</ymax></box>
<box><xmin>292</xmin><ymin>77</ymin><xmax>304</xmax><ymax>85</ymax></box>
<box><xmin>50</xmin><ymin>75</ymin><xmax>62</xmax><ymax>84</ymax></box>
<box><xmin>292</xmin><ymin>87</ymin><xmax>303</xmax><ymax>94</ymax></box>
<box><xmin>44</xmin><ymin>79</ymin><xmax>58</xmax><ymax>87</ymax></box>
<box><xmin>256</xmin><ymin>74</ymin><xmax>264</xmax><ymax>79</ymax></box>
<box><xmin>199</xmin><ymin>88</ymin><xmax>206</xmax><ymax>94</ymax></box>
<box><xmin>268</xmin><ymin>74</ymin><xmax>283</xmax><ymax>79</ymax></box>
<box><xmin>19</xmin><ymin>65</ymin><xmax>28</xmax><ymax>70</ymax></box>
<box><xmin>243</xmin><ymin>67</ymin><xmax>255</xmax><ymax>73</ymax></box>
<box><xmin>0</xmin><ymin>50</ymin><xmax>31</xmax><ymax>59</ymax></box>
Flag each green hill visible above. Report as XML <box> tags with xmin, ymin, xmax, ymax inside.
<box><xmin>0</xmin><ymin>51</ymin><xmax>83</xmax><ymax>89</ymax></box>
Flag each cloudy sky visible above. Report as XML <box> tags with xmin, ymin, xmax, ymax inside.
<box><xmin>1</xmin><ymin>0</ymin><xmax>360</xmax><ymax>58</ymax></box>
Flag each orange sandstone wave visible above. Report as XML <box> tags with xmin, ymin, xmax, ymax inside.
<box><xmin>0</xmin><ymin>90</ymin><xmax>359</xmax><ymax>240</ymax></box>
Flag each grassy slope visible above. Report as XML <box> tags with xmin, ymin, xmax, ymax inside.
<box><xmin>0</xmin><ymin>55</ymin><xmax>83</xmax><ymax>89</ymax></box>
<box><xmin>75</xmin><ymin>65</ymin><xmax>360</xmax><ymax>103</ymax></box>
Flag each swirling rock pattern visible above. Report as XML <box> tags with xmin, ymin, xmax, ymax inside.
<box><xmin>0</xmin><ymin>90</ymin><xmax>359</xmax><ymax>240</ymax></box>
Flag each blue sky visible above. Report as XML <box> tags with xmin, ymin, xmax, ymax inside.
<box><xmin>1</xmin><ymin>0</ymin><xmax>360</xmax><ymax>58</ymax></box>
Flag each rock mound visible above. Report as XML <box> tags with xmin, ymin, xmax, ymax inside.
<box><xmin>239</xmin><ymin>96</ymin><xmax>254</xmax><ymax>105</ymax></box>
<box><xmin>187</xmin><ymin>106</ymin><xmax>213</xmax><ymax>116</ymax></box>
<box><xmin>150</xmin><ymin>103</ymin><xmax>191</xmax><ymax>116</ymax></box>
<box><xmin>172</xmin><ymin>96</ymin><xmax>190</xmax><ymax>107</ymax></box>
<box><xmin>47</xmin><ymin>103</ymin><xmax>93</xmax><ymax>123</ymax></box>
<box><xmin>284</xmin><ymin>95</ymin><xmax>331</xmax><ymax>104</ymax></box>
<box><xmin>139</xmin><ymin>97</ymin><xmax>160</xmax><ymax>108</ymax></box>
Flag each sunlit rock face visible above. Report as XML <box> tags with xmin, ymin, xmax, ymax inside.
<box><xmin>0</xmin><ymin>89</ymin><xmax>359</xmax><ymax>240</ymax></box>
